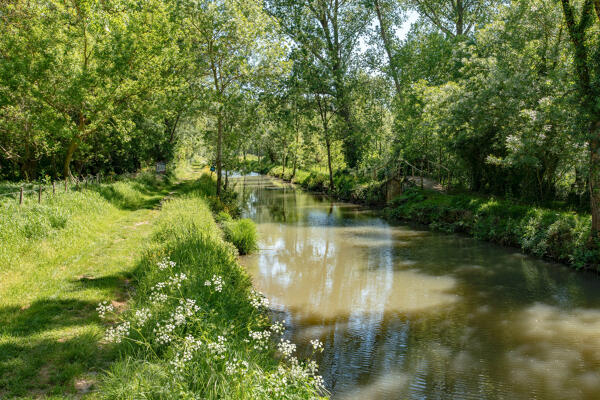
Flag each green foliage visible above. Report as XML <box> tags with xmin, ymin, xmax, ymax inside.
<box><xmin>389</xmin><ymin>188</ymin><xmax>598</xmax><ymax>269</ymax></box>
<box><xmin>223</xmin><ymin>219</ymin><xmax>258</xmax><ymax>255</ymax></box>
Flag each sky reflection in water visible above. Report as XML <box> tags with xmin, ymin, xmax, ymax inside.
<box><xmin>235</xmin><ymin>175</ymin><xmax>600</xmax><ymax>400</ymax></box>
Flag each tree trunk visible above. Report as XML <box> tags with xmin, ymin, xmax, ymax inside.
<box><xmin>374</xmin><ymin>0</ymin><xmax>401</xmax><ymax>95</ymax></box>
<box><xmin>282</xmin><ymin>146</ymin><xmax>286</xmax><ymax>178</ymax></box>
<box><xmin>590</xmin><ymin>124</ymin><xmax>600</xmax><ymax>237</ymax></box>
<box><xmin>64</xmin><ymin>139</ymin><xmax>79</xmax><ymax>179</ymax></box>
<box><xmin>456</xmin><ymin>0</ymin><xmax>464</xmax><ymax>36</ymax></box>
<box><xmin>326</xmin><ymin>136</ymin><xmax>334</xmax><ymax>192</ymax></box>
<box><xmin>216</xmin><ymin>111</ymin><xmax>223</xmax><ymax>197</ymax></box>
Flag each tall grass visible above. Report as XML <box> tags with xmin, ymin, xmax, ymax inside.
<box><xmin>0</xmin><ymin>172</ymin><xmax>174</xmax><ymax>397</ymax></box>
<box><xmin>97</xmin><ymin>179</ymin><xmax>326</xmax><ymax>399</ymax></box>
<box><xmin>0</xmin><ymin>173</ymin><xmax>168</xmax><ymax>267</ymax></box>
<box><xmin>223</xmin><ymin>218</ymin><xmax>258</xmax><ymax>255</ymax></box>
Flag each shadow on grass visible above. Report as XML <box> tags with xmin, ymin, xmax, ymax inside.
<box><xmin>0</xmin><ymin>298</ymin><xmax>120</xmax><ymax>397</ymax></box>
<box><xmin>0</xmin><ymin>299</ymin><xmax>99</xmax><ymax>337</ymax></box>
<box><xmin>0</xmin><ymin>331</ymin><xmax>115</xmax><ymax>397</ymax></box>
<box><xmin>89</xmin><ymin>181</ymin><xmax>171</xmax><ymax>211</ymax></box>
<box><xmin>0</xmin><ymin>272</ymin><xmax>133</xmax><ymax>397</ymax></box>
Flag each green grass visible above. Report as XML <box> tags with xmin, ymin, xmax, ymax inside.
<box><xmin>0</xmin><ymin>168</ymin><xmax>324</xmax><ymax>398</ymax></box>
<box><xmin>96</xmin><ymin>175</ymin><xmax>325</xmax><ymax>399</ymax></box>
<box><xmin>0</xmin><ymin>173</ymin><xmax>175</xmax><ymax>398</ymax></box>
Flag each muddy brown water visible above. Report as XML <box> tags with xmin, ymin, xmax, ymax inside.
<box><xmin>235</xmin><ymin>175</ymin><xmax>600</xmax><ymax>399</ymax></box>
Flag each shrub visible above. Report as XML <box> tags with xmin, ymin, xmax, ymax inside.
<box><xmin>223</xmin><ymin>218</ymin><xmax>258</xmax><ymax>255</ymax></box>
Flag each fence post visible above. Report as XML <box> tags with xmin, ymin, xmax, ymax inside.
<box><xmin>19</xmin><ymin>187</ymin><xmax>23</xmax><ymax>205</ymax></box>
<box><xmin>38</xmin><ymin>185</ymin><xmax>42</xmax><ymax>203</ymax></box>
<box><xmin>52</xmin><ymin>181</ymin><xmax>56</xmax><ymax>195</ymax></box>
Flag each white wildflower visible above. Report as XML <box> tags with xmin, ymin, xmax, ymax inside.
<box><xmin>277</xmin><ymin>338</ymin><xmax>296</xmax><ymax>358</ymax></box>
<box><xmin>310</xmin><ymin>339</ymin><xmax>324</xmax><ymax>352</ymax></box>
<box><xmin>249</xmin><ymin>329</ymin><xmax>272</xmax><ymax>351</ymax></box>
<box><xmin>205</xmin><ymin>275</ymin><xmax>224</xmax><ymax>292</ymax></box>
<box><xmin>157</xmin><ymin>258</ymin><xmax>176</xmax><ymax>271</ymax></box>
<box><xmin>167</xmin><ymin>273</ymin><xmax>187</xmax><ymax>289</ymax></box>
<box><xmin>154</xmin><ymin>321</ymin><xmax>176</xmax><ymax>345</ymax></box>
<box><xmin>96</xmin><ymin>301</ymin><xmax>114</xmax><ymax>319</ymax></box>
<box><xmin>225</xmin><ymin>358</ymin><xmax>249</xmax><ymax>375</ymax></box>
<box><xmin>153</xmin><ymin>298</ymin><xmax>200</xmax><ymax>345</ymax></box>
<box><xmin>270</xmin><ymin>321</ymin><xmax>285</xmax><ymax>335</ymax></box>
<box><xmin>105</xmin><ymin>321</ymin><xmax>130</xmax><ymax>343</ymax></box>
<box><xmin>249</xmin><ymin>289</ymin><xmax>269</xmax><ymax>309</ymax></box>
<box><xmin>149</xmin><ymin>291</ymin><xmax>168</xmax><ymax>304</ymax></box>
<box><xmin>169</xmin><ymin>335</ymin><xmax>202</xmax><ymax>374</ymax></box>
<box><xmin>133</xmin><ymin>308</ymin><xmax>152</xmax><ymax>326</ymax></box>
<box><xmin>207</xmin><ymin>335</ymin><xmax>227</xmax><ymax>359</ymax></box>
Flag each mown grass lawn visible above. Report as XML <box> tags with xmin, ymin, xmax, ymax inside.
<box><xmin>0</xmin><ymin>175</ymin><xmax>176</xmax><ymax>398</ymax></box>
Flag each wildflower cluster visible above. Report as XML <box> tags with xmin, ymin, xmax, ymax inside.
<box><xmin>249</xmin><ymin>329</ymin><xmax>272</xmax><ymax>351</ymax></box>
<box><xmin>157</xmin><ymin>258</ymin><xmax>176</xmax><ymax>271</ymax></box>
<box><xmin>169</xmin><ymin>335</ymin><xmax>203</xmax><ymax>375</ymax></box>
<box><xmin>207</xmin><ymin>335</ymin><xmax>227</xmax><ymax>359</ymax></box>
<box><xmin>225</xmin><ymin>358</ymin><xmax>250</xmax><ymax>375</ymax></box>
<box><xmin>134</xmin><ymin>308</ymin><xmax>152</xmax><ymax>326</ymax></box>
<box><xmin>310</xmin><ymin>339</ymin><xmax>324</xmax><ymax>352</ymax></box>
<box><xmin>149</xmin><ymin>291</ymin><xmax>168</xmax><ymax>304</ymax></box>
<box><xmin>249</xmin><ymin>289</ymin><xmax>270</xmax><ymax>309</ymax></box>
<box><xmin>153</xmin><ymin>298</ymin><xmax>200</xmax><ymax>345</ymax></box>
<box><xmin>277</xmin><ymin>338</ymin><xmax>296</xmax><ymax>359</ymax></box>
<box><xmin>270</xmin><ymin>321</ymin><xmax>285</xmax><ymax>334</ymax></box>
<box><xmin>149</xmin><ymin>273</ymin><xmax>188</xmax><ymax>304</ymax></box>
<box><xmin>105</xmin><ymin>321</ymin><xmax>130</xmax><ymax>343</ymax></box>
<box><xmin>96</xmin><ymin>301</ymin><xmax>114</xmax><ymax>319</ymax></box>
<box><xmin>204</xmin><ymin>274</ymin><xmax>224</xmax><ymax>292</ymax></box>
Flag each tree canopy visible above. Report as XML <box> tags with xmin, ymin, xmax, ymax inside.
<box><xmin>2</xmin><ymin>0</ymin><xmax>600</xmax><ymax>238</ymax></box>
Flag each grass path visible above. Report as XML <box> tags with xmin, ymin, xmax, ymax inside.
<box><xmin>0</xmin><ymin>180</ymin><xmax>176</xmax><ymax>398</ymax></box>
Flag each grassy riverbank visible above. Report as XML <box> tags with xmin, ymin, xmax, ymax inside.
<box><xmin>389</xmin><ymin>188</ymin><xmax>598</xmax><ymax>270</ymax></box>
<box><xmin>242</xmin><ymin>160</ymin><xmax>386</xmax><ymax>205</ymax></box>
<box><xmin>97</xmin><ymin>174</ymin><xmax>325</xmax><ymax>399</ymax></box>
<box><xmin>242</xmin><ymin>160</ymin><xmax>598</xmax><ymax>271</ymax></box>
<box><xmin>1</xmin><ymin>169</ymin><xmax>325</xmax><ymax>398</ymax></box>
<box><xmin>0</xmin><ymin>173</ymin><xmax>174</xmax><ymax>397</ymax></box>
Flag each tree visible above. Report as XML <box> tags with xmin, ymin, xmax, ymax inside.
<box><xmin>408</xmin><ymin>0</ymin><xmax>498</xmax><ymax>37</ymax></box>
<box><xmin>0</xmin><ymin>0</ymin><xmax>177</xmax><ymax>179</ymax></box>
<box><xmin>182</xmin><ymin>0</ymin><xmax>286</xmax><ymax>196</ymax></box>
<box><xmin>560</xmin><ymin>0</ymin><xmax>600</xmax><ymax>236</ymax></box>
<box><xmin>267</xmin><ymin>0</ymin><xmax>372</xmax><ymax>168</ymax></box>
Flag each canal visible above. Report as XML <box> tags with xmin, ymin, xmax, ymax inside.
<box><xmin>235</xmin><ymin>174</ymin><xmax>600</xmax><ymax>400</ymax></box>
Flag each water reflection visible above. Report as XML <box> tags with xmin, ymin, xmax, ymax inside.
<box><xmin>236</xmin><ymin>175</ymin><xmax>600</xmax><ymax>400</ymax></box>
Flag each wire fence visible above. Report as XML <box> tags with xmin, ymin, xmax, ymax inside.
<box><xmin>0</xmin><ymin>173</ymin><xmax>135</xmax><ymax>205</ymax></box>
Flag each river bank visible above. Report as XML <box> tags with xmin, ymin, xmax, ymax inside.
<box><xmin>240</xmin><ymin>160</ymin><xmax>598</xmax><ymax>271</ymax></box>
<box><xmin>96</xmin><ymin>173</ymin><xmax>326</xmax><ymax>399</ymax></box>
<box><xmin>0</xmin><ymin>168</ymin><xmax>326</xmax><ymax>398</ymax></box>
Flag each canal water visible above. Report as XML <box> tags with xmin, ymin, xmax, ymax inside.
<box><xmin>235</xmin><ymin>174</ymin><xmax>600</xmax><ymax>400</ymax></box>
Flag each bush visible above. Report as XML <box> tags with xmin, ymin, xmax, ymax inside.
<box><xmin>223</xmin><ymin>218</ymin><xmax>258</xmax><ymax>255</ymax></box>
